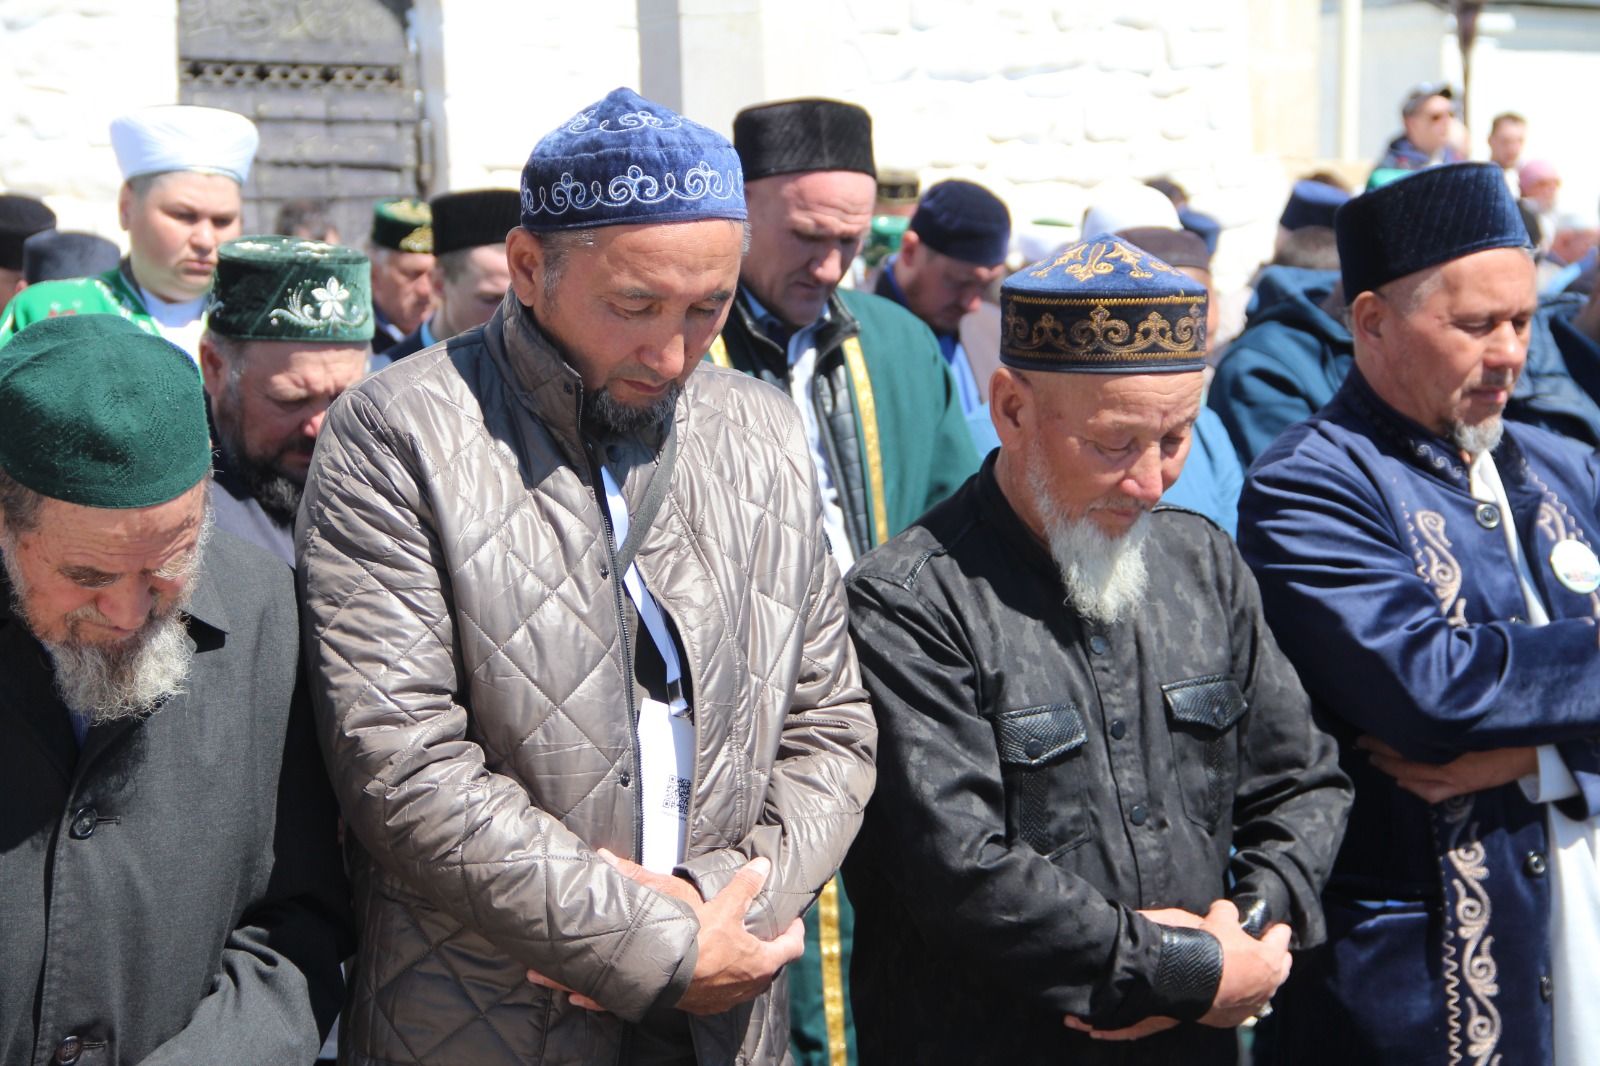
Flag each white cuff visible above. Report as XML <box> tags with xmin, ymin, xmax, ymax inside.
<box><xmin>1519</xmin><ymin>744</ymin><xmax>1581</xmax><ymax>804</ymax></box>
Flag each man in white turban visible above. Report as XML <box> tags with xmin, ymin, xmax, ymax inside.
<box><xmin>0</xmin><ymin>104</ymin><xmax>258</xmax><ymax>358</ymax></box>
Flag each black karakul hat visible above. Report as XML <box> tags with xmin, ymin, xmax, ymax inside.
<box><xmin>430</xmin><ymin>189</ymin><xmax>522</xmax><ymax>255</ymax></box>
<box><xmin>733</xmin><ymin>98</ymin><xmax>875</xmax><ymax>181</ymax></box>
<box><xmin>23</xmin><ymin>231</ymin><xmax>121</xmax><ymax>284</ymax></box>
<box><xmin>0</xmin><ymin>194</ymin><xmax>57</xmax><ymax>270</ymax></box>
<box><xmin>1335</xmin><ymin>161</ymin><xmax>1531</xmax><ymax>302</ymax></box>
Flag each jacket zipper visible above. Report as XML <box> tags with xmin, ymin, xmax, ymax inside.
<box><xmin>586</xmin><ymin>439</ymin><xmax>645</xmax><ymax>864</ymax></box>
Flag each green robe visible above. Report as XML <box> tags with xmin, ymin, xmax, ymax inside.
<box><xmin>0</xmin><ymin>266</ymin><xmax>160</xmax><ymax>345</ymax></box>
<box><xmin>712</xmin><ymin>285</ymin><xmax>980</xmax><ymax>1066</ymax></box>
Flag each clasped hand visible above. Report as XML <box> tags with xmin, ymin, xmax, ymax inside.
<box><xmin>526</xmin><ymin>849</ymin><xmax>805</xmax><ymax>1016</ymax></box>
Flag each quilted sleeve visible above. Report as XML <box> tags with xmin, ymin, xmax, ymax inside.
<box><xmin>674</xmin><ymin>408</ymin><xmax>878</xmax><ymax>939</ymax></box>
<box><xmin>296</xmin><ymin>386</ymin><xmax>698</xmax><ymax>1022</ymax></box>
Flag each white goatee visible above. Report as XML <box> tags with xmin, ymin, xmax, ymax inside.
<box><xmin>1026</xmin><ymin>453</ymin><xmax>1151</xmax><ymax>625</ymax></box>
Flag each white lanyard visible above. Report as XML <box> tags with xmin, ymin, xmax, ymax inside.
<box><xmin>600</xmin><ymin>465</ymin><xmax>689</xmax><ymax>717</ymax></box>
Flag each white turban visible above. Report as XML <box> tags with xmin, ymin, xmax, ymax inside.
<box><xmin>1079</xmin><ymin>180</ymin><xmax>1181</xmax><ymax>241</ymax></box>
<box><xmin>110</xmin><ymin>105</ymin><xmax>260</xmax><ymax>184</ymax></box>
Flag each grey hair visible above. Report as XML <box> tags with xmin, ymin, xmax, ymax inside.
<box><xmin>0</xmin><ymin>465</ymin><xmax>45</xmax><ymax>534</ymax></box>
<box><xmin>201</xmin><ymin>330</ymin><xmax>250</xmax><ymax>389</ymax></box>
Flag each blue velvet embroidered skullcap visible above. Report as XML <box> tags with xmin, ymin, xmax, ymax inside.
<box><xmin>1336</xmin><ymin>162</ymin><xmax>1531</xmax><ymax>302</ymax></box>
<box><xmin>910</xmin><ymin>180</ymin><xmax>1011</xmax><ymax>266</ymax></box>
<box><xmin>520</xmin><ymin>87</ymin><xmax>745</xmax><ymax>232</ymax></box>
<box><xmin>1000</xmin><ymin>235</ymin><xmax>1208</xmax><ymax>374</ymax></box>
<box><xmin>1280</xmin><ymin>180</ymin><xmax>1350</xmax><ymax>232</ymax></box>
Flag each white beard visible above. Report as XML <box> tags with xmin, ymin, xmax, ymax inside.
<box><xmin>1027</xmin><ymin>457</ymin><xmax>1151</xmax><ymax>625</ymax></box>
<box><xmin>2</xmin><ymin>522</ymin><xmax>204</xmax><ymax>725</ymax></box>
<box><xmin>1450</xmin><ymin>415</ymin><xmax>1504</xmax><ymax>457</ymax></box>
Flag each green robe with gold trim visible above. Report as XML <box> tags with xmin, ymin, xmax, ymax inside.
<box><xmin>712</xmin><ymin>285</ymin><xmax>980</xmax><ymax>1066</ymax></box>
<box><xmin>0</xmin><ymin>266</ymin><xmax>161</xmax><ymax>345</ymax></box>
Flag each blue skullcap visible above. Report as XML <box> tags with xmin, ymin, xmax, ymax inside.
<box><xmin>1280</xmin><ymin>180</ymin><xmax>1350</xmax><ymax>232</ymax></box>
<box><xmin>1336</xmin><ymin>161</ymin><xmax>1531</xmax><ymax>302</ymax></box>
<box><xmin>1000</xmin><ymin>235</ymin><xmax>1208</xmax><ymax>374</ymax></box>
<box><xmin>910</xmin><ymin>180</ymin><xmax>1011</xmax><ymax>266</ymax></box>
<box><xmin>520</xmin><ymin>87</ymin><xmax>745</xmax><ymax>232</ymax></box>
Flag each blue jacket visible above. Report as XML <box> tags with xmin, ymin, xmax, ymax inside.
<box><xmin>1160</xmin><ymin>407</ymin><xmax>1243</xmax><ymax>535</ymax></box>
<box><xmin>1374</xmin><ymin>135</ymin><xmax>1465</xmax><ymax>172</ymax></box>
<box><xmin>1211</xmin><ymin>269</ymin><xmax>1600</xmax><ymax>467</ymax></box>
<box><xmin>1239</xmin><ymin>369</ymin><xmax>1600</xmax><ymax>1065</ymax></box>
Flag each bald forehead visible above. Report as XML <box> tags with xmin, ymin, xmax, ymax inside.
<box><xmin>751</xmin><ymin>171</ymin><xmax>875</xmax><ymax>219</ymax></box>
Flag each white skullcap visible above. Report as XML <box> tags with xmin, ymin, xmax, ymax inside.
<box><xmin>110</xmin><ymin>105</ymin><xmax>260</xmax><ymax>184</ymax></box>
<box><xmin>1079</xmin><ymin>180</ymin><xmax>1181</xmax><ymax>240</ymax></box>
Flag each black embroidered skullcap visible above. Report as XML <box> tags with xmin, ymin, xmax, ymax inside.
<box><xmin>1001</xmin><ymin>235</ymin><xmax>1207</xmax><ymax>374</ymax></box>
<box><xmin>430</xmin><ymin>189</ymin><xmax>521</xmax><ymax>255</ymax></box>
<box><xmin>910</xmin><ymin>180</ymin><xmax>1011</xmax><ymax>266</ymax></box>
<box><xmin>1335</xmin><ymin>162</ymin><xmax>1532</xmax><ymax>302</ymax></box>
<box><xmin>0</xmin><ymin>195</ymin><xmax>57</xmax><ymax>271</ymax></box>
<box><xmin>733</xmin><ymin>98</ymin><xmax>875</xmax><ymax>181</ymax></box>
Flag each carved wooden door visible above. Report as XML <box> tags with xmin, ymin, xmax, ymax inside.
<box><xmin>178</xmin><ymin>0</ymin><xmax>426</xmax><ymax>246</ymax></box>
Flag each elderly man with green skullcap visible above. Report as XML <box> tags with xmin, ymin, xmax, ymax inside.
<box><xmin>0</xmin><ymin>315</ymin><xmax>349</xmax><ymax>1066</ymax></box>
<box><xmin>199</xmin><ymin>234</ymin><xmax>374</xmax><ymax>566</ymax></box>
<box><xmin>841</xmin><ymin>236</ymin><xmax>1351</xmax><ymax>1065</ymax></box>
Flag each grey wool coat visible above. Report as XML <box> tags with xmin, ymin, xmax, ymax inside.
<box><xmin>0</xmin><ymin>530</ymin><xmax>350</xmax><ymax>1066</ymax></box>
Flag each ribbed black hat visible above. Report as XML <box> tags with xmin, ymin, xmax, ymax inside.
<box><xmin>431</xmin><ymin>189</ymin><xmax>521</xmax><ymax>255</ymax></box>
<box><xmin>733</xmin><ymin>98</ymin><xmax>875</xmax><ymax>181</ymax></box>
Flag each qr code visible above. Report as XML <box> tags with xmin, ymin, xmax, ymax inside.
<box><xmin>662</xmin><ymin>776</ymin><xmax>691</xmax><ymax>817</ymax></box>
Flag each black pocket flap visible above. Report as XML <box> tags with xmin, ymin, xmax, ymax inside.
<box><xmin>1162</xmin><ymin>675</ymin><xmax>1248</xmax><ymax>730</ymax></box>
<box><xmin>994</xmin><ymin>703</ymin><xmax>1087</xmax><ymax>766</ymax></box>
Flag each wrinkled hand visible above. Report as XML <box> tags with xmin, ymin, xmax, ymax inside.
<box><xmin>1198</xmin><ymin>901</ymin><xmax>1292</xmax><ymax>1029</ymax></box>
<box><xmin>1358</xmin><ymin>736</ymin><xmax>1537</xmax><ymax>805</ymax></box>
<box><xmin>674</xmin><ymin>857</ymin><xmax>805</xmax><ymax>1014</ymax></box>
<box><xmin>1061</xmin><ymin>907</ymin><xmax>1203</xmax><ymax>1038</ymax></box>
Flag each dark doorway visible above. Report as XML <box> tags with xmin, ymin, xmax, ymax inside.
<box><xmin>178</xmin><ymin>0</ymin><xmax>427</xmax><ymax>247</ymax></box>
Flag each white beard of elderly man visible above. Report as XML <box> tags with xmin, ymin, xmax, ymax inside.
<box><xmin>297</xmin><ymin>87</ymin><xmax>875</xmax><ymax>1066</ymax></box>
<box><xmin>0</xmin><ymin>314</ymin><xmax>348</xmax><ymax>1066</ymax></box>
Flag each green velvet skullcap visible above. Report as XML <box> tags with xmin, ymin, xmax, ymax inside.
<box><xmin>208</xmin><ymin>235</ymin><xmax>374</xmax><ymax>342</ymax></box>
<box><xmin>370</xmin><ymin>197</ymin><xmax>433</xmax><ymax>253</ymax></box>
<box><xmin>0</xmin><ymin>315</ymin><xmax>210</xmax><ymax>508</ymax></box>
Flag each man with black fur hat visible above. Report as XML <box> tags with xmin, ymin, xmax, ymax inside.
<box><xmin>380</xmin><ymin>189</ymin><xmax>518</xmax><ymax>362</ymax></box>
<box><xmin>713</xmin><ymin>96</ymin><xmax>980</xmax><ymax>1066</ymax></box>
<box><xmin>1241</xmin><ymin>161</ymin><xmax>1600</xmax><ymax>1065</ymax></box>
<box><xmin>0</xmin><ymin>194</ymin><xmax>56</xmax><ymax>313</ymax></box>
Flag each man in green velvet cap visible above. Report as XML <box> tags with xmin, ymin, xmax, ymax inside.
<box><xmin>199</xmin><ymin>234</ymin><xmax>375</xmax><ymax>566</ymax></box>
<box><xmin>0</xmin><ymin>314</ymin><xmax>349</xmax><ymax>1066</ymax></box>
<box><xmin>367</xmin><ymin>197</ymin><xmax>435</xmax><ymax>347</ymax></box>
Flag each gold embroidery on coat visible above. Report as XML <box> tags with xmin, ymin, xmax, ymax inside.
<box><xmin>1438</xmin><ymin>797</ymin><xmax>1502</xmax><ymax>1066</ymax></box>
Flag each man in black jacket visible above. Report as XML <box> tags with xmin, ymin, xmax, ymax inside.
<box><xmin>843</xmin><ymin>235</ymin><xmax>1351</xmax><ymax>1064</ymax></box>
<box><xmin>0</xmin><ymin>315</ymin><xmax>348</xmax><ymax>1066</ymax></box>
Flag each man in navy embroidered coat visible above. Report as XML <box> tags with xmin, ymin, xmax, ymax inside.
<box><xmin>1240</xmin><ymin>162</ymin><xmax>1600</xmax><ymax>1065</ymax></box>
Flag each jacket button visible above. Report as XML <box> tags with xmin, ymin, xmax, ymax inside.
<box><xmin>1475</xmin><ymin>503</ymin><xmax>1501</xmax><ymax>529</ymax></box>
<box><xmin>1023</xmin><ymin>738</ymin><xmax>1044</xmax><ymax>759</ymax></box>
<box><xmin>618</xmin><ymin>770</ymin><xmax>631</xmax><ymax>788</ymax></box>
<box><xmin>1540</xmin><ymin>974</ymin><xmax>1554</xmax><ymax>1001</ymax></box>
<box><xmin>1089</xmin><ymin>635</ymin><xmax>1109</xmax><ymax>656</ymax></box>
<box><xmin>55</xmin><ymin>1036</ymin><xmax>82</xmax><ymax>1064</ymax></box>
<box><xmin>69</xmin><ymin>807</ymin><xmax>97</xmax><ymax>840</ymax></box>
<box><xmin>1129</xmin><ymin>804</ymin><xmax>1148</xmax><ymax>826</ymax></box>
<box><xmin>1525</xmin><ymin>850</ymin><xmax>1547</xmax><ymax>877</ymax></box>
<box><xmin>1109</xmin><ymin>720</ymin><xmax>1127</xmax><ymax>740</ymax></box>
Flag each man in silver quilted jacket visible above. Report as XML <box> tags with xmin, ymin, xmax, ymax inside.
<box><xmin>297</xmin><ymin>87</ymin><xmax>877</xmax><ymax>1065</ymax></box>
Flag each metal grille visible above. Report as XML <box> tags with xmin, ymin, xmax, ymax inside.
<box><xmin>178</xmin><ymin>0</ymin><xmax>426</xmax><ymax>245</ymax></box>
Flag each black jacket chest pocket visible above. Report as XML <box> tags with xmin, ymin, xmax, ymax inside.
<box><xmin>1162</xmin><ymin>675</ymin><xmax>1248</xmax><ymax>834</ymax></box>
<box><xmin>993</xmin><ymin>702</ymin><xmax>1091</xmax><ymax>858</ymax></box>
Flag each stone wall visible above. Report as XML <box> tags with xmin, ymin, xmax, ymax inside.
<box><xmin>0</xmin><ymin>0</ymin><xmax>179</xmax><ymax>243</ymax></box>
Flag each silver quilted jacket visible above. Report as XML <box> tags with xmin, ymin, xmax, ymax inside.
<box><xmin>297</xmin><ymin>294</ymin><xmax>876</xmax><ymax>1065</ymax></box>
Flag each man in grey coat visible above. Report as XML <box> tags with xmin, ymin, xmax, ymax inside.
<box><xmin>0</xmin><ymin>314</ymin><xmax>348</xmax><ymax>1066</ymax></box>
<box><xmin>298</xmin><ymin>88</ymin><xmax>875</xmax><ymax>1064</ymax></box>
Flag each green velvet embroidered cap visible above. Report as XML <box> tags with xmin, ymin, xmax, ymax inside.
<box><xmin>370</xmin><ymin>197</ymin><xmax>434</xmax><ymax>253</ymax></box>
<box><xmin>208</xmin><ymin>235</ymin><xmax>374</xmax><ymax>342</ymax></box>
<box><xmin>0</xmin><ymin>315</ymin><xmax>210</xmax><ymax>508</ymax></box>
<box><xmin>1000</xmin><ymin>235</ymin><xmax>1208</xmax><ymax>373</ymax></box>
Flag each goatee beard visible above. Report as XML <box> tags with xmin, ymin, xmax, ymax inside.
<box><xmin>1026</xmin><ymin>454</ymin><xmax>1152</xmax><ymax>625</ymax></box>
<box><xmin>1450</xmin><ymin>415</ymin><xmax>1505</xmax><ymax>457</ymax></box>
<box><xmin>587</xmin><ymin>383</ymin><xmax>680</xmax><ymax>436</ymax></box>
